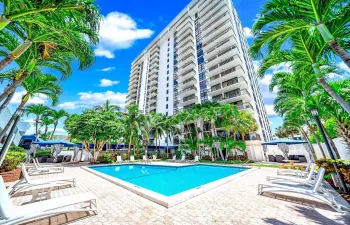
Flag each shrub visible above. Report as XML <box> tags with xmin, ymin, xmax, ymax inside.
<box><xmin>158</xmin><ymin>153</ymin><xmax>167</xmax><ymax>159</ymax></box>
<box><xmin>98</xmin><ymin>153</ymin><xmax>113</xmax><ymax>164</ymax></box>
<box><xmin>227</xmin><ymin>155</ymin><xmax>247</xmax><ymax>161</ymax></box>
<box><xmin>316</xmin><ymin>159</ymin><xmax>350</xmax><ymax>182</ymax></box>
<box><xmin>121</xmin><ymin>153</ymin><xmax>129</xmax><ymax>161</ymax></box>
<box><xmin>0</xmin><ymin>152</ymin><xmax>26</xmax><ymax>172</ymax></box>
<box><xmin>34</xmin><ymin>150</ymin><xmax>51</xmax><ymax>157</ymax></box>
<box><xmin>185</xmin><ymin>153</ymin><xmax>194</xmax><ymax>160</ymax></box>
<box><xmin>9</xmin><ymin>146</ymin><xmax>25</xmax><ymax>152</ymax></box>
<box><xmin>201</xmin><ymin>155</ymin><xmax>212</xmax><ymax>161</ymax></box>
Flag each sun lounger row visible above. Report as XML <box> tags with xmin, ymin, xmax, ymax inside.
<box><xmin>168</xmin><ymin>155</ymin><xmax>199</xmax><ymax>163</ymax></box>
<box><xmin>1</xmin><ymin>162</ymin><xmax>98</xmax><ymax>225</ymax></box>
<box><xmin>258</xmin><ymin>161</ymin><xmax>350</xmax><ymax>214</ymax></box>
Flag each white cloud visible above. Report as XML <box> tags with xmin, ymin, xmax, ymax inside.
<box><xmin>338</xmin><ymin>62</ymin><xmax>350</xmax><ymax>74</ymax></box>
<box><xmin>58</xmin><ymin>91</ymin><xmax>127</xmax><ymax>110</ymax></box>
<box><xmin>95</xmin><ymin>12</ymin><xmax>154</xmax><ymax>59</ymax></box>
<box><xmin>260</xmin><ymin>74</ymin><xmax>272</xmax><ymax>86</ymax></box>
<box><xmin>243</xmin><ymin>27</ymin><xmax>254</xmax><ymax>38</ymax></box>
<box><xmin>98</xmin><ymin>67</ymin><xmax>115</xmax><ymax>72</ymax></box>
<box><xmin>99</xmin><ymin>78</ymin><xmax>120</xmax><ymax>87</ymax></box>
<box><xmin>265</xmin><ymin>105</ymin><xmax>277</xmax><ymax>115</ymax></box>
<box><xmin>10</xmin><ymin>91</ymin><xmax>48</xmax><ymax>105</ymax></box>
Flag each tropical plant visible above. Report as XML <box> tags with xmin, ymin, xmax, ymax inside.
<box><xmin>40</xmin><ymin>116</ymin><xmax>54</xmax><ymax>140</ymax></box>
<box><xmin>0</xmin><ymin>72</ymin><xmax>61</xmax><ymax>142</ymax></box>
<box><xmin>47</xmin><ymin>109</ymin><xmax>68</xmax><ymax>140</ymax></box>
<box><xmin>124</xmin><ymin>105</ymin><xmax>143</xmax><ymax>156</ymax></box>
<box><xmin>250</xmin><ymin>0</ymin><xmax>350</xmax><ymax>68</ymax></box>
<box><xmin>94</xmin><ymin>99</ymin><xmax>121</xmax><ymax>113</ymax></box>
<box><xmin>256</xmin><ymin>31</ymin><xmax>350</xmax><ymax>113</ymax></box>
<box><xmin>26</xmin><ymin>104</ymin><xmax>51</xmax><ymax>142</ymax></box>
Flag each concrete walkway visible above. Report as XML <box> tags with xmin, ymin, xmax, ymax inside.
<box><xmin>9</xmin><ymin>164</ymin><xmax>349</xmax><ymax>225</ymax></box>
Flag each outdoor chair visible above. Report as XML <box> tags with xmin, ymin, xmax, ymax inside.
<box><xmin>268</xmin><ymin>155</ymin><xmax>276</xmax><ymax>162</ymax></box>
<box><xmin>175</xmin><ymin>155</ymin><xmax>186</xmax><ymax>163</ymax></box>
<box><xmin>0</xmin><ymin>177</ymin><xmax>97</xmax><ymax>225</ymax></box>
<box><xmin>168</xmin><ymin>155</ymin><xmax>176</xmax><ymax>162</ymax></box>
<box><xmin>258</xmin><ymin>168</ymin><xmax>350</xmax><ymax>213</ymax></box>
<box><xmin>130</xmin><ymin>155</ymin><xmax>135</xmax><ymax>162</ymax></box>
<box><xmin>267</xmin><ymin>164</ymin><xmax>316</xmax><ymax>185</ymax></box>
<box><xmin>35</xmin><ymin>158</ymin><xmax>63</xmax><ymax>168</ymax></box>
<box><xmin>39</xmin><ymin>156</ymin><xmax>48</xmax><ymax>163</ymax></box>
<box><xmin>275</xmin><ymin>155</ymin><xmax>285</xmax><ymax>163</ymax></box>
<box><xmin>277</xmin><ymin>161</ymin><xmax>313</xmax><ymax>177</ymax></box>
<box><xmin>56</xmin><ymin>155</ymin><xmax>64</xmax><ymax>163</ymax></box>
<box><xmin>10</xmin><ymin>164</ymin><xmax>76</xmax><ymax>196</ymax></box>
<box><xmin>28</xmin><ymin>159</ymin><xmax>64</xmax><ymax>175</ymax></box>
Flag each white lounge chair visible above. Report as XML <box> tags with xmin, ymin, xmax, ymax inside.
<box><xmin>0</xmin><ymin>177</ymin><xmax>97</xmax><ymax>225</ymax></box>
<box><xmin>258</xmin><ymin>168</ymin><xmax>349</xmax><ymax>213</ymax></box>
<box><xmin>188</xmin><ymin>155</ymin><xmax>199</xmax><ymax>163</ymax></box>
<box><xmin>267</xmin><ymin>164</ymin><xmax>317</xmax><ymax>185</ymax></box>
<box><xmin>28</xmin><ymin>159</ymin><xmax>64</xmax><ymax>175</ymax></box>
<box><xmin>142</xmin><ymin>155</ymin><xmax>152</xmax><ymax>164</ymax></box>
<box><xmin>116</xmin><ymin>156</ymin><xmax>123</xmax><ymax>163</ymax></box>
<box><xmin>10</xmin><ymin>164</ymin><xmax>75</xmax><ymax>196</ymax></box>
<box><xmin>130</xmin><ymin>155</ymin><xmax>135</xmax><ymax>162</ymax></box>
<box><xmin>277</xmin><ymin>161</ymin><xmax>313</xmax><ymax>177</ymax></box>
<box><xmin>168</xmin><ymin>155</ymin><xmax>176</xmax><ymax>162</ymax></box>
<box><xmin>35</xmin><ymin>158</ymin><xmax>63</xmax><ymax>168</ymax></box>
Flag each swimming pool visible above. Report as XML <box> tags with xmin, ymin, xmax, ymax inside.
<box><xmin>89</xmin><ymin>164</ymin><xmax>248</xmax><ymax>196</ymax></box>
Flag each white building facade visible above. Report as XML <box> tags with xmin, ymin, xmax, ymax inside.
<box><xmin>126</xmin><ymin>0</ymin><xmax>273</xmax><ymax>144</ymax></box>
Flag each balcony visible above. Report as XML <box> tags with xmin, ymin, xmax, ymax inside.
<box><xmin>209</xmin><ymin>76</ymin><xmax>248</xmax><ymax>96</ymax></box>
<box><xmin>177</xmin><ymin>40</ymin><xmax>195</xmax><ymax>54</ymax></box>
<box><xmin>205</xmin><ymin>45</ymin><xmax>238</xmax><ymax>68</ymax></box>
<box><xmin>208</xmin><ymin>65</ymin><xmax>246</xmax><ymax>86</ymax></box>
<box><xmin>148</xmin><ymin>78</ymin><xmax>158</xmax><ymax>86</ymax></box>
<box><xmin>181</xmin><ymin>77</ymin><xmax>197</xmax><ymax>89</ymax></box>
<box><xmin>201</xmin><ymin>12</ymin><xmax>230</xmax><ymax>38</ymax></box>
<box><xmin>202</xmin><ymin>18</ymin><xmax>233</xmax><ymax>44</ymax></box>
<box><xmin>149</xmin><ymin>63</ymin><xmax>159</xmax><ymax>72</ymax></box>
<box><xmin>203</xmin><ymin>28</ymin><xmax>236</xmax><ymax>53</ymax></box>
<box><xmin>178</xmin><ymin>46</ymin><xmax>195</xmax><ymax>59</ymax></box>
<box><xmin>128</xmin><ymin>82</ymin><xmax>138</xmax><ymax>90</ymax></box>
<box><xmin>198</xmin><ymin>0</ymin><xmax>217</xmax><ymax>11</ymax></box>
<box><xmin>199</xmin><ymin>0</ymin><xmax>225</xmax><ymax>24</ymax></box>
<box><xmin>178</xmin><ymin>68</ymin><xmax>196</xmax><ymax>82</ymax></box>
<box><xmin>129</xmin><ymin>76</ymin><xmax>139</xmax><ymax>85</ymax></box>
<box><xmin>149</xmin><ymin>103</ymin><xmax>157</xmax><ymax>110</ymax></box>
<box><xmin>237</xmin><ymin>102</ymin><xmax>254</xmax><ymax>113</ymax></box>
<box><xmin>176</xmin><ymin>27</ymin><xmax>193</xmax><ymax>42</ymax></box>
<box><xmin>149</xmin><ymin>71</ymin><xmax>158</xmax><ymax>80</ymax></box>
<box><xmin>206</xmin><ymin>54</ymin><xmax>243</xmax><ymax>77</ymax></box>
<box><xmin>149</xmin><ymin>90</ymin><xmax>157</xmax><ymax>98</ymax></box>
<box><xmin>201</xmin><ymin>2</ymin><xmax>228</xmax><ymax>27</ymax></box>
<box><xmin>212</xmin><ymin>89</ymin><xmax>251</xmax><ymax>104</ymax></box>
<box><xmin>178</xmin><ymin>85</ymin><xmax>197</xmax><ymax>97</ymax></box>
<box><xmin>149</xmin><ymin>96</ymin><xmax>157</xmax><ymax>103</ymax></box>
<box><xmin>180</xmin><ymin>94</ymin><xmax>198</xmax><ymax>106</ymax></box>
<box><xmin>148</xmin><ymin>83</ymin><xmax>158</xmax><ymax>91</ymax></box>
<box><xmin>177</xmin><ymin>53</ymin><xmax>195</xmax><ymax>68</ymax></box>
<box><xmin>150</xmin><ymin>51</ymin><xmax>160</xmax><ymax>61</ymax></box>
<box><xmin>149</xmin><ymin>58</ymin><xmax>159</xmax><ymax>68</ymax></box>
<box><xmin>127</xmin><ymin>92</ymin><xmax>137</xmax><ymax>100</ymax></box>
<box><xmin>176</xmin><ymin>16</ymin><xmax>192</xmax><ymax>31</ymax></box>
<box><xmin>149</xmin><ymin>66</ymin><xmax>159</xmax><ymax>75</ymax></box>
<box><xmin>150</xmin><ymin>46</ymin><xmax>160</xmax><ymax>54</ymax></box>
<box><xmin>177</xmin><ymin>20</ymin><xmax>193</xmax><ymax>34</ymax></box>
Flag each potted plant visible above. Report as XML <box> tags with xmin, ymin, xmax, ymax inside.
<box><xmin>0</xmin><ymin>146</ymin><xmax>27</xmax><ymax>182</ymax></box>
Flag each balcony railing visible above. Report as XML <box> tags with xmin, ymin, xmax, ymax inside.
<box><xmin>237</xmin><ymin>102</ymin><xmax>253</xmax><ymax>110</ymax></box>
<box><xmin>183</xmin><ymin>77</ymin><xmax>197</xmax><ymax>85</ymax></box>
<box><xmin>178</xmin><ymin>86</ymin><xmax>197</xmax><ymax>95</ymax></box>
<box><xmin>207</xmin><ymin>55</ymin><xmax>241</xmax><ymax>73</ymax></box>
<box><xmin>183</xmin><ymin>94</ymin><xmax>197</xmax><ymax>102</ymax></box>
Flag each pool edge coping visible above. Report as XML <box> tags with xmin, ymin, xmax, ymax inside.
<box><xmin>81</xmin><ymin>163</ymin><xmax>259</xmax><ymax>208</ymax></box>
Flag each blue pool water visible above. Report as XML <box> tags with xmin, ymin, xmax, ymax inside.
<box><xmin>90</xmin><ymin>164</ymin><xmax>247</xmax><ymax>196</ymax></box>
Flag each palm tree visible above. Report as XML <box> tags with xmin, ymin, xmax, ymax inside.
<box><xmin>94</xmin><ymin>99</ymin><xmax>121</xmax><ymax>113</ymax></box>
<box><xmin>250</xmin><ymin>0</ymin><xmax>350</xmax><ymax>68</ymax></box>
<box><xmin>40</xmin><ymin>116</ymin><xmax>54</xmax><ymax>139</ymax></box>
<box><xmin>269</xmin><ymin>70</ymin><xmax>328</xmax><ymax>158</ymax></box>
<box><xmin>0</xmin><ymin>0</ymin><xmax>101</xmax><ymax>31</ymax></box>
<box><xmin>49</xmin><ymin>109</ymin><xmax>68</xmax><ymax>140</ymax></box>
<box><xmin>140</xmin><ymin>113</ymin><xmax>158</xmax><ymax>156</ymax></box>
<box><xmin>0</xmin><ymin>20</ymin><xmax>96</xmax><ymax>103</ymax></box>
<box><xmin>124</xmin><ymin>105</ymin><xmax>143</xmax><ymax>156</ymax></box>
<box><xmin>0</xmin><ymin>72</ymin><xmax>61</xmax><ymax>142</ymax></box>
<box><xmin>26</xmin><ymin>104</ymin><xmax>51</xmax><ymax>142</ymax></box>
<box><xmin>257</xmin><ymin>31</ymin><xmax>350</xmax><ymax>113</ymax></box>
<box><xmin>219</xmin><ymin>104</ymin><xmax>239</xmax><ymax>160</ymax></box>
<box><xmin>153</xmin><ymin>114</ymin><xmax>165</xmax><ymax>153</ymax></box>
<box><xmin>163</xmin><ymin>116</ymin><xmax>179</xmax><ymax>158</ymax></box>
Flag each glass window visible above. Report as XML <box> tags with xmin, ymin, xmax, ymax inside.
<box><xmin>167</xmin><ymin>83</ymin><xmax>169</xmax><ymax>87</ymax></box>
<box><xmin>168</xmin><ymin>48</ymin><xmax>170</xmax><ymax>52</ymax></box>
<box><xmin>166</xmin><ymin>104</ymin><xmax>168</xmax><ymax>109</ymax></box>
<box><xmin>167</xmin><ymin>64</ymin><xmax>169</xmax><ymax>68</ymax></box>
<box><xmin>167</xmin><ymin>77</ymin><xmax>169</xmax><ymax>81</ymax></box>
<box><xmin>167</xmin><ymin>53</ymin><xmax>170</xmax><ymax>57</ymax></box>
<box><xmin>167</xmin><ymin>70</ymin><xmax>169</xmax><ymax>74</ymax></box>
<box><xmin>166</xmin><ymin>112</ymin><xmax>168</xmax><ymax>116</ymax></box>
<box><xmin>198</xmin><ymin>56</ymin><xmax>204</xmax><ymax>64</ymax></box>
<box><xmin>166</xmin><ymin>97</ymin><xmax>168</xmax><ymax>101</ymax></box>
<box><xmin>167</xmin><ymin>59</ymin><xmax>169</xmax><ymax>62</ymax></box>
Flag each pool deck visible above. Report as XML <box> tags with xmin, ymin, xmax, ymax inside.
<box><xmin>9</xmin><ymin>162</ymin><xmax>350</xmax><ymax>225</ymax></box>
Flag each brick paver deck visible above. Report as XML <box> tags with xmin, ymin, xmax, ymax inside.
<box><xmin>9</xmin><ymin>164</ymin><xmax>350</xmax><ymax>225</ymax></box>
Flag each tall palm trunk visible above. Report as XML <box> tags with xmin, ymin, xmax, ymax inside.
<box><xmin>128</xmin><ymin>132</ymin><xmax>133</xmax><ymax>157</ymax></box>
<box><xmin>166</xmin><ymin>133</ymin><xmax>169</xmax><ymax>158</ymax></box>
<box><xmin>0</xmin><ymin>100</ymin><xmax>26</xmax><ymax>142</ymax></box>
<box><xmin>306</xmin><ymin>120</ymin><xmax>326</xmax><ymax>159</ymax></box>
<box><xmin>35</xmin><ymin>117</ymin><xmax>40</xmax><ymax>142</ymax></box>
<box><xmin>144</xmin><ymin>136</ymin><xmax>149</xmax><ymax>156</ymax></box>
<box><xmin>300</xmin><ymin>128</ymin><xmax>317</xmax><ymax>161</ymax></box>
<box><xmin>337</xmin><ymin>122</ymin><xmax>350</xmax><ymax>149</ymax></box>
<box><xmin>50</xmin><ymin>122</ymin><xmax>58</xmax><ymax>140</ymax></box>
<box><xmin>320</xmin><ymin>122</ymin><xmax>341</xmax><ymax>159</ymax></box>
<box><xmin>0</xmin><ymin>90</ymin><xmax>15</xmax><ymax>113</ymax></box>
<box><xmin>317</xmin><ymin>24</ymin><xmax>350</xmax><ymax>69</ymax></box>
<box><xmin>313</xmin><ymin>64</ymin><xmax>350</xmax><ymax>114</ymax></box>
<box><xmin>0</xmin><ymin>71</ymin><xmax>28</xmax><ymax>103</ymax></box>
<box><xmin>0</xmin><ymin>40</ymin><xmax>32</xmax><ymax>71</ymax></box>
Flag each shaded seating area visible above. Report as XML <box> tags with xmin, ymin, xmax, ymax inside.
<box><xmin>263</xmin><ymin>139</ymin><xmax>309</xmax><ymax>163</ymax></box>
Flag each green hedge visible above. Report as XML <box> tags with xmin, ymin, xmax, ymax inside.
<box><xmin>0</xmin><ymin>151</ymin><xmax>26</xmax><ymax>172</ymax></box>
<box><xmin>8</xmin><ymin>146</ymin><xmax>25</xmax><ymax>152</ymax></box>
<box><xmin>34</xmin><ymin>150</ymin><xmax>51</xmax><ymax>157</ymax></box>
<box><xmin>98</xmin><ymin>153</ymin><xmax>113</xmax><ymax>164</ymax></box>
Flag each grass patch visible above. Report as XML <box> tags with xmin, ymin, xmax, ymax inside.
<box><xmin>199</xmin><ymin>160</ymin><xmax>247</xmax><ymax>164</ymax></box>
<box><xmin>250</xmin><ymin>163</ymin><xmax>279</xmax><ymax>168</ymax></box>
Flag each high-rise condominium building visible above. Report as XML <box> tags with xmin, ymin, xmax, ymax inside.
<box><xmin>126</xmin><ymin>0</ymin><xmax>273</xmax><ymax>143</ymax></box>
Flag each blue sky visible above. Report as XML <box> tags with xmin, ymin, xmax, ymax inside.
<box><xmin>3</xmin><ymin>0</ymin><xmax>349</xmax><ymax>136</ymax></box>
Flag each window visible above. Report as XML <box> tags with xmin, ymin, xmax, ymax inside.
<box><xmin>167</xmin><ymin>83</ymin><xmax>169</xmax><ymax>87</ymax></box>
<box><xmin>166</xmin><ymin>97</ymin><xmax>168</xmax><ymax>101</ymax></box>
<box><xmin>166</xmin><ymin>104</ymin><xmax>168</xmax><ymax>109</ymax></box>
<box><xmin>168</xmin><ymin>43</ymin><xmax>170</xmax><ymax>46</ymax></box>
<box><xmin>198</xmin><ymin>56</ymin><xmax>204</xmax><ymax>64</ymax></box>
<box><xmin>166</xmin><ymin>112</ymin><xmax>168</xmax><ymax>116</ymax></box>
<box><xmin>167</xmin><ymin>64</ymin><xmax>169</xmax><ymax>68</ymax></box>
<box><xmin>166</xmin><ymin>90</ymin><xmax>169</xmax><ymax>94</ymax></box>
<box><xmin>167</xmin><ymin>70</ymin><xmax>169</xmax><ymax>74</ymax></box>
<box><xmin>167</xmin><ymin>59</ymin><xmax>169</xmax><ymax>62</ymax></box>
<box><xmin>167</xmin><ymin>76</ymin><xmax>169</xmax><ymax>81</ymax></box>
<box><xmin>167</xmin><ymin>53</ymin><xmax>170</xmax><ymax>57</ymax></box>
<box><xmin>168</xmin><ymin>48</ymin><xmax>170</xmax><ymax>52</ymax></box>
<box><xmin>168</xmin><ymin>38</ymin><xmax>170</xmax><ymax>41</ymax></box>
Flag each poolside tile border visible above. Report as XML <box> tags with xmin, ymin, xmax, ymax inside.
<box><xmin>81</xmin><ymin>163</ymin><xmax>259</xmax><ymax>208</ymax></box>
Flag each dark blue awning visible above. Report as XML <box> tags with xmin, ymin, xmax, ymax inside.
<box><xmin>262</xmin><ymin>138</ymin><xmax>307</xmax><ymax>146</ymax></box>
